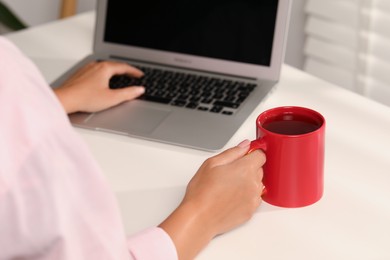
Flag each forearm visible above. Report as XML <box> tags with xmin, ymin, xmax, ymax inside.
<box><xmin>159</xmin><ymin>201</ymin><xmax>216</xmax><ymax>260</ymax></box>
<box><xmin>54</xmin><ymin>87</ymin><xmax>79</xmax><ymax>114</ymax></box>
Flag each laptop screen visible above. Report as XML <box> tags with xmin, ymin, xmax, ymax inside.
<box><xmin>104</xmin><ymin>0</ymin><xmax>278</xmax><ymax>67</ymax></box>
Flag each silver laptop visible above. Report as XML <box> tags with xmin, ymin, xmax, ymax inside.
<box><xmin>52</xmin><ymin>0</ymin><xmax>291</xmax><ymax>151</ymax></box>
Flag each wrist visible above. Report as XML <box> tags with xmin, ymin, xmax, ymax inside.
<box><xmin>159</xmin><ymin>200</ymin><xmax>216</xmax><ymax>260</ymax></box>
<box><xmin>54</xmin><ymin>86</ymin><xmax>79</xmax><ymax>114</ymax></box>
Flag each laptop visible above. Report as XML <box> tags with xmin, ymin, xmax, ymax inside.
<box><xmin>52</xmin><ymin>0</ymin><xmax>291</xmax><ymax>151</ymax></box>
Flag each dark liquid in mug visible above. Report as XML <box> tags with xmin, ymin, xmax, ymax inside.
<box><xmin>263</xmin><ymin>117</ymin><xmax>320</xmax><ymax>135</ymax></box>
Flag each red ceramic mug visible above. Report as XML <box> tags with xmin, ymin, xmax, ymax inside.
<box><xmin>249</xmin><ymin>106</ymin><xmax>325</xmax><ymax>208</ymax></box>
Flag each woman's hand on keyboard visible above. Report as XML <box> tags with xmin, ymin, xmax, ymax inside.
<box><xmin>54</xmin><ymin>61</ymin><xmax>145</xmax><ymax>114</ymax></box>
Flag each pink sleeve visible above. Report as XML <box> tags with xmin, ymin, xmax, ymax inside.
<box><xmin>0</xmin><ymin>36</ymin><xmax>178</xmax><ymax>260</ymax></box>
<box><xmin>128</xmin><ymin>227</ymin><xmax>178</xmax><ymax>260</ymax></box>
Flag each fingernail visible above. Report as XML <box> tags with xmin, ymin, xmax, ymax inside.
<box><xmin>261</xmin><ymin>187</ymin><xmax>267</xmax><ymax>196</ymax></box>
<box><xmin>134</xmin><ymin>86</ymin><xmax>145</xmax><ymax>94</ymax></box>
<box><xmin>237</xmin><ymin>139</ymin><xmax>250</xmax><ymax>148</ymax></box>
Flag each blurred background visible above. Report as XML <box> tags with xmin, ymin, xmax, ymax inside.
<box><xmin>1</xmin><ymin>0</ymin><xmax>389</xmax><ymax>107</ymax></box>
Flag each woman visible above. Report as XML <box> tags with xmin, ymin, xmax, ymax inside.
<box><xmin>0</xmin><ymin>36</ymin><xmax>265</xmax><ymax>260</ymax></box>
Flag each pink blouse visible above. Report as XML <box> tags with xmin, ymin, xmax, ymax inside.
<box><xmin>0</xmin><ymin>37</ymin><xmax>177</xmax><ymax>260</ymax></box>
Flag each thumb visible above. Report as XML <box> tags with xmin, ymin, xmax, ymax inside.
<box><xmin>111</xmin><ymin>86</ymin><xmax>145</xmax><ymax>103</ymax></box>
<box><xmin>210</xmin><ymin>140</ymin><xmax>251</xmax><ymax>166</ymax></box>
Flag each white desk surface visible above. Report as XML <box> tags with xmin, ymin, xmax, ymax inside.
<box><xmin>7</xmin><ymin>12</ymin><xmax>390</xmax><ymax>259</ymax></box>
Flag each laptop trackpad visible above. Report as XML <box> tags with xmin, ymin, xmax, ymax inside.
<box><xmin>84</xmin><ymin>102</ymin><xmax>171</xmax><ymax>134</ymax></box>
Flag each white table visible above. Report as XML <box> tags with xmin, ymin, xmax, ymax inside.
<box><xmin>7</xmin><ymin>12</ymin><xmax>390</xmax><ymax>259</ymax></box>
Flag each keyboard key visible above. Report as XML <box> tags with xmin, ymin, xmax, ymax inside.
<box><xmin>141</xmin><ymin>95</ymin><xmax>172</xmax><ymax>104</ymax></box>
<box><xmin>210</xmin><ymin>106</ymin><xmax>223</xmax><ymax>113</ymax></box>
<box><xmin>213</xmin><ymin>101</ymin><xmax>240</xmax><ymax>109</ymax></box>
<box><xmin>172</xmin><ymin>100</ymin><xmax>187</xmax><ymax>107</ymax></box>
<box><xmin>186</xmin><ymin>102</ymin><xmax>198</xmax><ymax>109</ymax></box>
<box><xmin>201</xmin><ymin>98</ymin><xmax>213</xmax><ymax>104</ymax></box>
<box><xmin>222</xmin><ymin>111</ymin><xmax>233</xmax><ymax>115</ymax></box>
<box><xmin>198</xmin><ymin>106</ymin><xmax>209</xmax><ymax>111</ymax></box>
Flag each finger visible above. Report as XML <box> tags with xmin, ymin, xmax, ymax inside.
<box><xmin>101</xmin><ymin>61</ymin><xmax>144</xmax><ymax>77</ymax></box>
<box><xmin>109</xmin><ymin>86</ymin><xmax>145</xmax><ymax>104</ymax></box>
<box><xmin>243</xmin><ymin>149</ymin><xmax>266</xmax><ymax>168</ymax></box>
<box><xmin>234</xmin><ymin>150</ymin><xmax>265</xmax><ymax>184</ymax></box>
<box><xmin>207</xmin><ymin>140</ymin><xmax>251</xmax><ymax>167</ymax></box>
<box><xmin>258</xmin><ymin>171</ymin><xmax>264</xmax><ymax>190</ymax></box>
<box><xmin>261</xmin><ymin>183</ymin><xmax>267</xmax><ymax>197</ymax></box>
<box><xmin>251</xmin><ymin>181</ymin><xmax>264</xmax><ymax>209</ymax></box>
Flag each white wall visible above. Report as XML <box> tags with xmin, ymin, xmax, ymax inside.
<box><xmin>2</xmin><ymin>0</ymin><xmax>96</xmax><ymax>26</ymax></box>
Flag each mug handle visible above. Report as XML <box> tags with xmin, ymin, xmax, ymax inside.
<box><xmin>248</xmin><ymin>138</ymin><xmax>267</xmax><ymax>154</ymax></box>
<box><xmin>248</xmin><ymin>138</ymin><xmax>268</xmax><ymax>196</ymax></box>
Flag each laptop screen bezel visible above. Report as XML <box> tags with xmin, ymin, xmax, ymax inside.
<box><xmin>94</xmin><ymin>0</ymin><xmax>291</xmax><ymax>81</ymax></box>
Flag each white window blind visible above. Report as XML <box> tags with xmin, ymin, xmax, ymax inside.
<box><xmin>304</xmin><ymin>0</ymin><xmax>390</xmax><ymax>107</ymax></box>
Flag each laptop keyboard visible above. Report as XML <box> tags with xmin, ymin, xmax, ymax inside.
<box><xmin>109</xmin><ymin>65</ymin><xmax>257</xmax><ymax>115</ymax></box>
